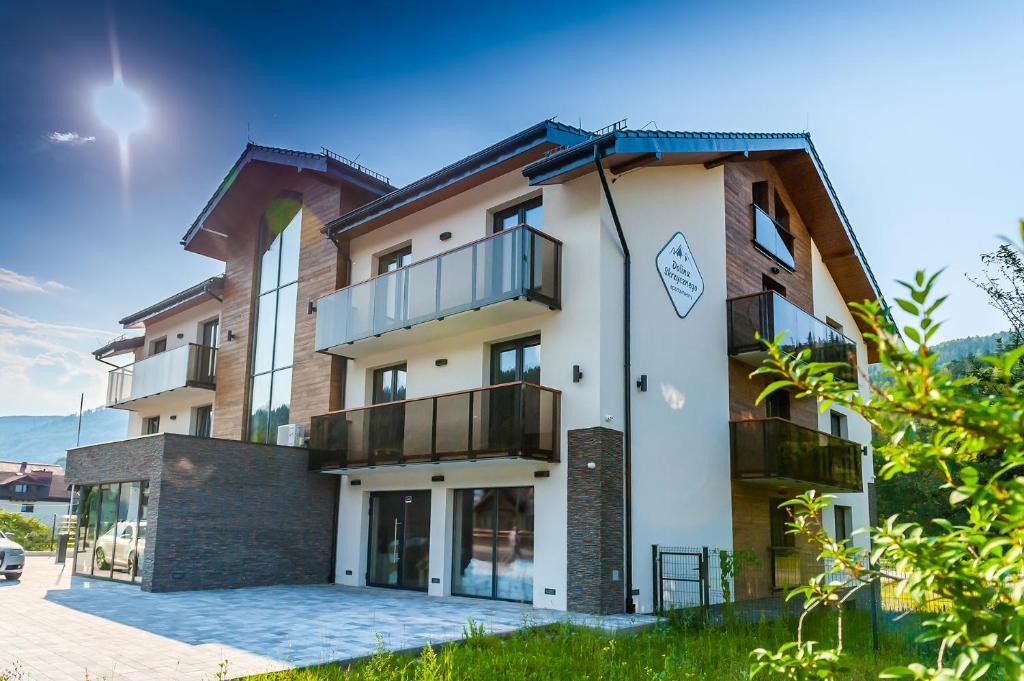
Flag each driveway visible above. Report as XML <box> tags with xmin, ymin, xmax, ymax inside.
<box><xmin>2</xmin><ymin>557</ymin><xmax>652</xmax><ymax>680</ymax></box>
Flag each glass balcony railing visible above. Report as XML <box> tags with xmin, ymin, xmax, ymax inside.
<box><xmin>106</xmin><ymin>343</ymin><xmax>217</xmax><ymax>407</ymax></box>
<box><xmin>315</xmin><ymin>225</ymin><xmax>561</xmax><ymax>353</ymax></box>
<box><xmin>752</xmin><ymin>204</ymin><xmax>796</xmax><ymax>270</ymax></box>
<box><xmin>730</xmin><ymin>417</ymin><xmax>862</xmax><ymax>492</ymax></box>
<box><xmin>308</xmin><ymin>381</ymin><xmax>560</xmax><ymax>471</ymax></box>
<box><xmin>727</xmin><ymin>291</ymin><xmax>858</xmax><ymax>384</ymax></box>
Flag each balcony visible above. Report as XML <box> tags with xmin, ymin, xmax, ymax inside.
<box><xmin>106</xmin><ymin>343</ymin><xmax>216</xmax><ymax>409</ymax></box>
<box><xmin>752</xmin><ymin>204</ymin><xmax>796</xmax><ymax>270</ymax></box>
<box><xmin>730</xmin><ymin>418</ymin><xmax>862</xmax><ymax>492</ymax></box>
<box><xmin>308</xmin><ymin>381</ymin><xmax>560</xmax><ymax>471</ymax></box>
<box><xmin>727</xmin><ymin>291</ymin><xmax>858</xmax><ymax>384</ymax></box>
<box><xmin>315</xmin><ymin>225</ymin><xmax>561</xmax><ymax>358</ymax></box>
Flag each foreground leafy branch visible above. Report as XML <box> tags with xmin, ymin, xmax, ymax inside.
<box><xmin>749</xmin><ymin>246</ymin><xmax>1024</xmax><ymax>679</ymax></box>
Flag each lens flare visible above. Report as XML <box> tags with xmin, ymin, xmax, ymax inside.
<box><xmin>94</xmin><ymin>80</ymin><xmax>147</xmax><ymax>138</ymax></box>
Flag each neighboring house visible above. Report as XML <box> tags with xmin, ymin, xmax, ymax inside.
<box><xmin>0</xmin><ymin>460</ymin><xmax>72</xmax><ymax>531</ymax></box>
<box><xmin>67</xmin><ymin>120</ymin><xmax>884</xmax><ymax>615</ymax></box>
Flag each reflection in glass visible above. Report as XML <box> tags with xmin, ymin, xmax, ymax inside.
<box><xmin>277</xmin><ymin>211</ymin><xmax>301</xmax><ymax>286</ymax></box>
<box><xmin>94</xmin><ymin>483</ymin><xmax>119</xmax><ymax>578</ymax></box>
<box><xmin>452</xmin><ymin>487</ymin><xmax>534</xmax><ymax>602</ymax></box>
<box><xmin>253</xmin><ymin>292</ymin><xmax>277</xmax><ymax>374</ymax></box>
<box><xmin>274</xmin><ymin>283</ymin><xmax>297</xmax><ymax>369</ymax></box>
<box><xmin>249</xmin><ymin>373</ymin><xmax>272</xmax><ymax>443</ymax></box>
<box><xmin>269</xmin><ymin>369</ymin><xmax>292</xmax><ymax>437</ymax></box>
<box><xmin>260</xmin><ymin>230</ymin><xmax>280</xmax><ymax>295</ymax></box>
<box><xmin>72</xmin><ymin>481</ymin><xmax>150</xmax><ymax>584</ymax></box>
<box><xmin>367</xmin><ymin>491</ymin><xmax>430</xmax><ymax>590</ymax></box>
<box><xmin>74</xmin><ymin>486</ymin><xmax>97</xmax><ymax>575</ymax></box>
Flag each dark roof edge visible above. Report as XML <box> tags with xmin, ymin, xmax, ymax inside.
<box><xmin>523</xmin><ymin>129</ymin><xmax>887</xmax><ymax>311</ymax></box>
<box><xmin>180</xmin><ymin>143</ymin><xmax>395</xmax><ymax>249</ymax></box>
<box><xmin>92</xmin><ymin>334</ymin><xmax>145</xmax><ymax>359</ymax></box>
<box><xmin>118</xmin><ymin>274</ymin><xmax>225</xmax><ymax>328</ymax></box>
<box><xmin>324</xmin><ymin>120</ymin><xmax>594</xmax><ymax>238</ymax></box>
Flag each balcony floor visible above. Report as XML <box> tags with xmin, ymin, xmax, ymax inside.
<box><xmin>109</xmin><ymin>384</ymin><xmax>215</xmax><ymax>411</ymax></box>
<box><xmin>318</xmin><ymin>296</ymin><xmax>555</xmax><ymax>359</ymax></box>
<box><xmin>734</xmin><ymin>475</ymin><xmax>862</xmax><ymax>495</ymax></box>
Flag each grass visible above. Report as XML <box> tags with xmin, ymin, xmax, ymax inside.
<box><xmin>242</xmin><ymin>609</ymin><xmax>921</xmax><ymax>680</ymax></box>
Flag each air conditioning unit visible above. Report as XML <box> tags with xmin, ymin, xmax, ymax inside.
<box><xmin>276</xmin><ymin>423</ymin><xmax>306</xmax><ymax>447</ymax></box>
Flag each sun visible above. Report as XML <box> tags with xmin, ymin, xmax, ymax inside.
<box><xmin>94</xmin><ymin>79</ymin><xmax>147</xmax><ymax>140</ymax></box>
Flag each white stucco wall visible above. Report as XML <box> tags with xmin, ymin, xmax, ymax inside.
<box><xmin>602</xmin><ymin>165</ymin><xmax>732</xmax><ymax>613</ymax></box>
<box><xmin>810</xmin><ymin>241</ymin><xmax>875</xmax><ymax>550</ymax></box>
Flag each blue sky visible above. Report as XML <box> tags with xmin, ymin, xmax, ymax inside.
<box><xmin>1</xmin><ymin>0</ymin><xmax>1021</xmax><ymax>415</ymax></box>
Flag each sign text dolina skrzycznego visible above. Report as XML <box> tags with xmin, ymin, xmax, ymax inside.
<box><xmin>656</xmin><ymin>231</ymin><xmax>704</xmax><ymax>318</ymax></box>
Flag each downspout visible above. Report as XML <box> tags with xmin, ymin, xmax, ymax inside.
<box><xmin>594</xmin><ymin>145</ymin><xmax>635</xmax><ymax>614</ymax></box>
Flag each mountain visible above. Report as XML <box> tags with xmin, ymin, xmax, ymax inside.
<box><xmin>0</xmin><ymin>408</ymin><xmax>129</xmax><ymax>465</ymax></box>
<box><xmin>929</xmin><ymin>332</ymin><xmax>1015</xmax><ymax>366</ymax></box>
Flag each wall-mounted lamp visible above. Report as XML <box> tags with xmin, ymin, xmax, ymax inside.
<box><xmin>435</xmin><ymin>358</ymin><xmax>448</xmax><ymax>367</ymax></box>
<box><xmin>350</xmin><ymin>479</ymin><xmax>361</xmax><ymax>486</ymax></box>
<box><xmin>572</xmin><ymin>364</ymin><xmax>583</xmax><ymax>383</ymax></box>
<box><xmin>636</xmin><ymin>374</ymin><xmax>648</xmax><ymax>392</ymax></box>
<box><xmin>440</xmin><ymin>231</ymin><xmax>452</xmax><ymax>241</ymax></box>
<box><xmin>176</xmin><ymin>333</ymin><xmax>184</xmax><ymax>340</ymax></box>
<box><xmin>169</xmin><ymin>414</ymin><xmax>177</xmax><ymax>421</ymax></box>
<box><xmin>431</xmin><ymin>474</ymin><xmax>445</xmax><ymax>482</ymax></box>
<box><xmin>771</xmin><ymin>266</ymin><xmax>781</xmax><ymax>274</ymax></box>
<box><xmin>307</xmin><ymin>301</ymin><xmax>317</xmax><ymax>315</ymax></box>
<box><xmin>534</xmin><ymin>470</ymin><xmax>550</xmax><ymax>478</ymax></box>
<box><xmin>861</xmin><ymin>446</ymin><xmax>869</xmax><ymax>456</ymax></box>
<box><xmin>586</xmin><ymin>461</ymin><xmax>597</xmax><ymax>470</ymax></box>
<box><xmin>227</xmin><ymin>330</ymin><xmax>236</xmax><ymax>341</ymax></box>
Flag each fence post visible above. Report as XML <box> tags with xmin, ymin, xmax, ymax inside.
<box><xmin>701</xmin><ymin>546</ymin><xmax>711</xmax><ymax>614</ymax></box>
<box><xmin>870</xmin><ymin>570</ymin><xmax>881</xmax><ymax>652</ymax></box>
<box><xmin>651</xmin><ymin>544</ymin><xmax>659</xmax><ymax>614</ymax></box>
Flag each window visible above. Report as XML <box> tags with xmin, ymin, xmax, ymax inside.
<box><xmin>370</xmin><ymin>364</ymin><xmax>407</xmax><ymax>459</ymax></box>
<box><xmin>493</xmin><ymin>197</ymin><xmax>543</xmax><ymax>233</ymax></box>
<box><xmin>765</xmin><ymin>389</ymin><xmax>791</xmax><ymax>420</ymax></box>
<box><xmin>14</xmin><ymin>483</ymin><xmax>27</xmax><ymax>493</ymax></box>
<box><xmin>490</xmin><ymin>336</ymin><xmax>541</xmax><ymax>384</ymax></box>
<box><xmin>752</xmin><ymin>181</ymin><xmax>769</xmax><ymax>212</ymax></box>
<box><xmin>372</xmin><ymin>364</ymin><xmax>407</xmax><ymax>404</ymax></box>
<box><xmin>149</xmin><ymin>337</ymin><xmax>167</xmax><ymax>356</ymax></box>
<box><xmin>834</xmin><ymin>505</ymin><xmax>853</xmax><ymax>543</ymax></box>
<box><xmin>193</xmin><ymin>405</ymin><xmax>213</xmax><ymax>438</ymax></box>
<box><xmin>377</xmin><ymin>245</ymin><xmax>412</xmax><ymax>275</ymax></box>
<box><xmin>20</xmin><ymin>503</ymin><xmax>34</xmax><ymax>513</ymax></box>
<box><xmin>143</xmin><ymin>416</ymin><xmax>160</xmax><ymax>435</ymax></box>
<box><xmin>830</xmin><ymin>410</ymin><xmax>848</xmax><ymax>438</ymax></box>
<box><xmin>825</xmin><ymin>317</ymin><xmax>844</xmax><ymax>333</ymax></box>
<box><xmin>73</xmin><ymin>480</ymin><xmax>149</xmax><ymax>584</ymax></box>
<box><xmin>452</xmin><ymin>486</ymin><xmax>534</xmax><ymax>602</ymax></box>
<box><xmin>762</xmin><ymin>275</ymin><xmax>786</xmax><ymax>297</ymax></box>
<box><xmin>199</xmin><ymin>318</ymin><xmax>220</xmax><ymax>347</ymax></box>
<box><xmin>249</xmin><ymin>204</ymin><xmax>302</xmax><ymax>443</ymax></box>
<box><xmin>773</xmin><ymin>190</ymin><xmax>790</xmax><ymax>230</ymax></box>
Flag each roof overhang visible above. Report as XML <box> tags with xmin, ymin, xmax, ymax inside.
<box><xmin>324</xmin><ymin>120</ymin><xmax>593</xmax><ymax>241</ymax></box>
<box><xmin>118</xmin><ymin>274</ymin><xmax>225</xmax><ymax>329</ymax></box>
<box><xmin>181</xmin><ymin>144</ymin><xmax>395</xmax><ymax>261</ymax></box>
<box><xmin>524</xmin><ymin>130</ymin><xmax>889</xmax><ymax>361</ymax></box>
<box><xmin>92</xmin><ymin>334</ymin><xmax>144</xmax><ymax>361</ymax></box>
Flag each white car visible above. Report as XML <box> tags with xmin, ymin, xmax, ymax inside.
<box><xmin>94</xmin><ymin>521</ymin><xmax>145</xmax><ymax>578</ymax></box>
<box><xmin>0</xmin><ymin>529</ymin><xmax>25</xmax><ymax>581</ymax></box>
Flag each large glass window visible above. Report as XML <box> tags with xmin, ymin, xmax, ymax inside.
<box><xmin>452</xmin><ymin>486</ymin><xmax>534</xmax><ymax>602</ymax></box>
<box><xmin>73</xmin><ymin>480</ymin><xmax>149</xmax><ymax>584</ymax></box>
<box><xmin>249</xmin><ymin>205</ymin><xmax>302</xmax><ymax>443</ymax></box>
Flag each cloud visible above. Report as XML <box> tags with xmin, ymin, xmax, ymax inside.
<box><xmin>0</xmin><ymin>267</ymin><xmax>71</xmax><ymax>293</ymax></box>
<box><xmin>0</xmin><ymin>307</ymin><xmax>117</xmax><ymax>415</ymax></box>
<box><xmin>47</xmin><ymin>131</ymin><xmax>96</xmax><ymax>146</ymax></box>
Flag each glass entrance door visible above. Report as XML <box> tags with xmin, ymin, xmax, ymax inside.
<box><xmin>367</xmin><ymin>490</ymin><xmax>430</xmax><ymax>590</ymax></box>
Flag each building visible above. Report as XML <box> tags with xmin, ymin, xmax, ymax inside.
<box><xmin>67</xmin><ymin>120</ymin><xmax>883</xmax><ymax>613</ymax></box>
<box><xmin>0</xmin><ymin>460</ymin><xmax>72</xmax><ymax>531</ymax></box>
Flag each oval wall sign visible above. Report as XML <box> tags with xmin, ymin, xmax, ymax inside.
<box><xmin>656</xmin><ymin>231</ymin><xmax>704</xmax><ymax>318</ymax></box>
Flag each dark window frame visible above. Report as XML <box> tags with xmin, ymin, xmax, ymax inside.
<box><xmin>830</xmin><ymin>410</ymin><xmax>848</xmax><ymax>438</ymax></box>
<box><xmin>489</xmin><ymin>335</ymin><xmax>541</xmax><ymax>384</ymax></box>
<box><xmin>371</xmin><ymin>363</ymin><xmax>408</xmax><ymax>405</ymax></box>
<box><xmin>492</xmin><ymin>196</ymin><xmax>543</xmax><ymax>233</ymax></box>
<box><xmin>148</xmin><ymin>337</ymin><xmax>167</xmax><ymax>356</ymax></box>
<box><xmin>376</xmin><ymin>244</ymin><xmax>413</xmax><ymax>276</ymax></box>
<box><xmin>143</xmin><ymin>416</ymin><xmax>160</xmax><ymax>435</ymax></box>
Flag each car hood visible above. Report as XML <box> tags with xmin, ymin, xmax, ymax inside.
<box><xmin>0</xmin><ymin>537</ymin><xmax>24</xmax><ymax>551</ymax></box>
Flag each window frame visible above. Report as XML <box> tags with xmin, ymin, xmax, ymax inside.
<box><xmin>148</xmin><ymin>337</ymin><xmax>167</xmax><ymax>356</ymax></box>
<box><xmin>829</xmin><ymin>410</ymin><xmax>848</xmax><ymax>439</ymax></box>
<box><xmin>20</xmin><ymin>503</ymin><xmax>34</xmax><ymax>513</ymax></box>
<box><xmin>492</xmin><ymin>196</ymin><xmax>543</xmax><ymax>233</ymax></box>
<box><xmin>376</xmin><ymin>244</ymin><xmax>413</xmax><ymax>276</ymax></box>
<box><xmin>143</xmin><ymin>416</ymin><xmax>160</xmax><ymax>435</ymax></box>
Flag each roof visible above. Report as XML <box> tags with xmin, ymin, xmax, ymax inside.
<box><xmin>118</xmin><ymin>274</ymin><xmax>225</xmax><ymax>329</ymax></box>
<box><xmin>92</xmin><ymin>334</ymin><xmax>145</xmax><ymax>360</ymax></box>
<box><xmin>180</xmin><ymin>143</ymin><xmax>396</xmax><ymax>255</ymax></box>
<box><xmin>523</xmin><ymin>127</ymin><xmax>888</xmax><ymax>315</ymax></box>
<box><xmin>0</xmin><ymin>461</ymin><xmax>70</xmax><ymax>501</ymax></box>
<box><xmin>324</xmin><ymin>120</ymin><xmax>593</xmax><ymax>239</ymax></box>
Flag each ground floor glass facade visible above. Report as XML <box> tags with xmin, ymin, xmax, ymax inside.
<box><xmin>451</xmin><ymin>486</ymin><xmax>534</xmax><ymax>602</ymax></box>
<box><xmin>73</xmin><ymin>481</ymin><xmax>149</xmax><ymax>583</ymax></box>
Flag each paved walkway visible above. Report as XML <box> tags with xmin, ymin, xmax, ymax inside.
<box><xmin>3</xmin><ymin>557</ymin><xmax>654</xmax><ymax>680</ymax></box>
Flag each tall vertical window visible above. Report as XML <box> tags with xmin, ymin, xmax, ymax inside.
<box><xmin>249</xmin><ymin>205</ymin><xmax>302</xmax><ymax>443</ymax></box>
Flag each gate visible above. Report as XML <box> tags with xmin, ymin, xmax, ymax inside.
<box><xmin>652</xmin><ymin>545</ymin><xmax>710</xmax><ymax>613</ymax></box>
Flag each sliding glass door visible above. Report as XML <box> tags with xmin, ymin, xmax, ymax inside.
<box><xmin>451</xmin><ymin>486</ymin><xmax>534</xmax><ymax>602</ymax></box>
<box><xmin>73</xmin><ymin>480</ymin><xmax>150</xmax><ymax>584</ymax></box>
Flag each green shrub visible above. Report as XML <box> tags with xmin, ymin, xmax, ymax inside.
<box><xmin>0</xmin><ymin>509</ymin><xmax>52</xmax><ymax>550</ymax></box>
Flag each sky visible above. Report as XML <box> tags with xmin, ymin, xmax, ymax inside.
<box><xmin>1</xmin><ymin>0</ymin><xmax>1021</xmax><ymax>416</ymax></box>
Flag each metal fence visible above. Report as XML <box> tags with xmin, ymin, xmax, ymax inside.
<box><xmin>652</xmin><ymin>544</ymin><xmax>948</xmax><ymax>625</ymax></box>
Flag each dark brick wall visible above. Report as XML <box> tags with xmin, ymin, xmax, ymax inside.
<box><xmin>67</xmin><ymin>433</ymin><xmax>337</xmax><ymax>592</ymax></box>
<box><xmin>566</xmin><ymin>427</ymin><xmax>625</xmax><ymax>614</ymax></box>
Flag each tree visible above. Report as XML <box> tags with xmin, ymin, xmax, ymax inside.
<box><xmin>967</xmin><ymin>220</ymin><xmax>1024</xmax><ymax>346</ymax></box>
<box><xmin>748</xmin><ymin>248</ymin><xmax>1024</xmax><ymax>678</ymax></box>
<box><xmin>0</xmin><ymin>509</ymin><xmax>52</xmax><ymax>550</ymax></box>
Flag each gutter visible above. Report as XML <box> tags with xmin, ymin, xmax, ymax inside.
<box><xmin>593</xmin><ymin>145</ymin><xmax>635</xmax><ymax>614</ymax></box>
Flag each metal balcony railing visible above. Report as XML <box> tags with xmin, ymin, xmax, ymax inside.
<box><xmin>727</xmin><ymin>290</ymin><xmax>858</xmax><ymax>384</ymax></box>
<box><xmin>315</xmin><ymin>225</ymin><xmax>561</xmax><ymax>353</ymax></box>
<box><xmin>730</xmin><ymin>417</ymin><xmax>862</xmax><ymax>492</ymax></box>
<box><xmin>308</xmin><ymin>381</ymin><xmax>560</xmax><ymax>471</ymax></box>
<box><xmin>106</xmin><ymin>343</ymin><xmax>217</xmax><ymax>407</ymax></box>
<box><xmin>752</xmin><ymin>204</ymin><xmax>796</xmax><ymax>270</ymax></box>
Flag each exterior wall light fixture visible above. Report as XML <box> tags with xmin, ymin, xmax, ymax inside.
<box><xmin>572</xmin><ymin>364</ymin><xmax>583</xmax><ymax>382</ymax></box>
<box><xmin>636</xmin><ymin>374</ymin><xmax>648</xmax><ymax>392</ymax></box>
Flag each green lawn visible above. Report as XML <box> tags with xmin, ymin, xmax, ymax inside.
<box><xmin>243</xmin><ymin>610</ymin><xmax>919</xmax><ymax>680</ymax></box>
